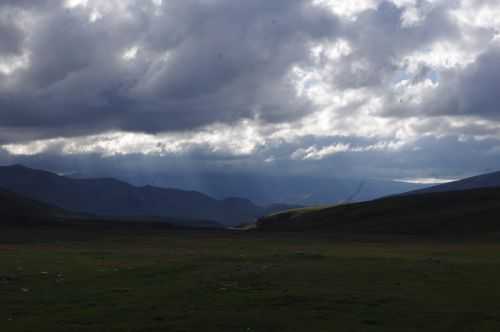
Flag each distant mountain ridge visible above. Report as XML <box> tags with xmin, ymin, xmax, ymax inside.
<box><xmin>0</xmin><ymin>165</ymin><xmax>292</xmax><ymax>226</ymax></box>
<box><xmin>95</xmin><ymin>172</ymin><xmax>426</xmax><ymax>206</ymax></box>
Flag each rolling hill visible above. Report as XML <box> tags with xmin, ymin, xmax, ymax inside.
<box><xmin>257</xmin><ymin>187</ymin><xmax>500</xmax><ymax>235</ymax></box>
<box><xmin>0</xmin><ymin>165</ymin><xmax>290</xmax><ymax>226</ymax></box>
<box><xmin>409</xmin><ymin>170</ymin><xmax>500</xmax><ymax>194</ymax></box>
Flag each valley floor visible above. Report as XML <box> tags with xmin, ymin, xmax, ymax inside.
<box><xmin>1</xmin><ymin>227</ymin><xmax>500</xmax><ymax>332</ymax></box>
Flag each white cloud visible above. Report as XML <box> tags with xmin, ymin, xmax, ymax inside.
<box><xmin>313</xmin><ymin>0</ymin><xmax>377</xmax><ymax>19</ymax></box>
<box><xmin>0</xmin><ymin>53</ymin><xmax>30</xmax><ymax>75</ymax></box>
<box><xmin>64</xmin><ymin>0</ymin><xmax>88</xmax><ymax>8</ymax></box>
<box><xmin>122</xmin><ymin>46</ymin><xmax>139</xmax><ymax>61</ymax></box>
<box><xmin>292</xmin><ymin>143</ymin><xmax>351</xmax><ymax>160</ymax></box>
<box><xmin>2</xmin><ymin>0</ymin><xmax>500</xmax><ymax>181</ymax></box>
<box><xmin>292</xmin><ymin>140</ymin><xmax>406</xmax><ymax>161</ymax></box>
<box><xmin>1</xmin><ymin>120</ymin><xmax>266</xmax><ymax>157</ymax></box>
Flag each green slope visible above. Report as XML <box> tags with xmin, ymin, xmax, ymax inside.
<box><xmin>257</xmin><ymin>187</ymin><xmax>500</xmax><ymax>235</ymax></box>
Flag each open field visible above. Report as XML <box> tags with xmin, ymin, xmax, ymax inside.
<box><xmin>2</xmin><ymin>227</ymin><xmax>500</xmax><ymax>332</ymax></box>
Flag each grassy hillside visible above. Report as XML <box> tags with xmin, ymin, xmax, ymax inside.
<box><xmin>257</xmin><ymin>187</ymin><xmax>500</xmax><ymax>235</ymax></box>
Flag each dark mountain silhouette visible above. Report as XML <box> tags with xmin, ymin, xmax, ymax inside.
<box><xmin>257</xmin><ymin>187</ymin><xmax>500</xmax><ymax>235</ymax></box>
<box><xmin>409</xmin><ymin>170</ymin><xmax>500</xmax><ymax>195</ymax></box>
<box><xmin>0</xmin><ymin>186</ymin><xmax>223</xmax><ymax>229</ymax></box>
<box><xmin>0</xmin><ymin>188</ymin><xmax>66</xmax><ymax>225</ymax></box>
<box><xmin>0</xmin><ymin>165</ymin><xmax>292</xmax><ymax>226</ymax></box>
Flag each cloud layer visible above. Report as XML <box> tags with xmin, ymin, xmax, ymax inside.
<box><xmin>0</xmin><ymin>0</ymin><xmax>338</xmax><ymax>138</ymax></box>
<box><xmin>1</xmin><ymin>0</ymin><xmax>500</xmax><ymax>181</ymax></box>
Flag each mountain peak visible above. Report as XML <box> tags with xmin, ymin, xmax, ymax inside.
<box><xmin>0</xmin><ymin>165</ymin><xmax>289</xmax><ymax>226</ymax></box>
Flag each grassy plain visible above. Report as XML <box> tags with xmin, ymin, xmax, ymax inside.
<box><xmin>1</xmin><ymin>226</ymin><xmax>500</xmax><ymax>332</ymax></box>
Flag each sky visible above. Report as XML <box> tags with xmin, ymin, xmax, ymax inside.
<box><xmin>1</xmin><ymin>0</ymin><xmax>500</xmax><ymax>183</ymax></box>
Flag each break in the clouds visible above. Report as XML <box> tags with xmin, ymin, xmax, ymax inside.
<box><xmin>1</xmin><ymin>0</ymin><xmax>500</xmax><ymax>181</ymax></box>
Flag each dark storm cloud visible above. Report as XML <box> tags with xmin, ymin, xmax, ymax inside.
<box><xmin>0</xmin><ymin>0</ymin><xmax>493</xmax><ymax>139</ymax></box>
<box><xmin>0</xmin><ymin>18</ymin><xmax>23</xmax><ymax>56</ymax></box>
<box><xmin>331</xmin><ymin>1</ymin><xmax>460</xmax><ymax>89</ymax></box>
<box><xmin>428</xmin><ymin>45</ymin><xmax>500</xmax><ymax>118</ymax></box>
<box><xmin>384</xmin><ymin>44</ymin><xmax>500</xmax><ymax>119</ymax></box>
<box><xmin>2</xmin><ymin>0</ymin><xmax>500</xmax><ymax>182</ymax></box>
<box><xmin>0</xmin><ymin>0</ymin><xmax>339</xmax><ymax>143</ymax></box>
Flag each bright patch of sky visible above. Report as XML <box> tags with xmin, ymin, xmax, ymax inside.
<box><xmin>395</xmin><ymin>177</ymin><xmax>459</xmax><ymax>185</ymax></box>
<box><xmin>313</xmin><ymin>0</ymin><xmax>377</xmax><ymax>19</ymax></box>
<box><xmin>0</xmin><ymin>52</ymin><xmax>30</xmax><ymax>77</ymax></box>
<box><xmin>122</xmin><ymin>46</ymin><xmax>139</xmax><ymax>61</ymax></box>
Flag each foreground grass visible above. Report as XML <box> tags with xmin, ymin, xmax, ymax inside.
<box><xmin>1</xmin><ymin>227</ymin><xmax>500</xmax><ymax>332</ymax></box>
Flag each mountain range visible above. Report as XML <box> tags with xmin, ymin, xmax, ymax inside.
<box><xmin>3</xmin><ymin>164</ymin><xmax>500</xmax><ymax>234</ymax></box>
<box><xmin>0</xmin><ymin>165</ymin><xmax>293</xmax><ymax>226</ymax></box>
